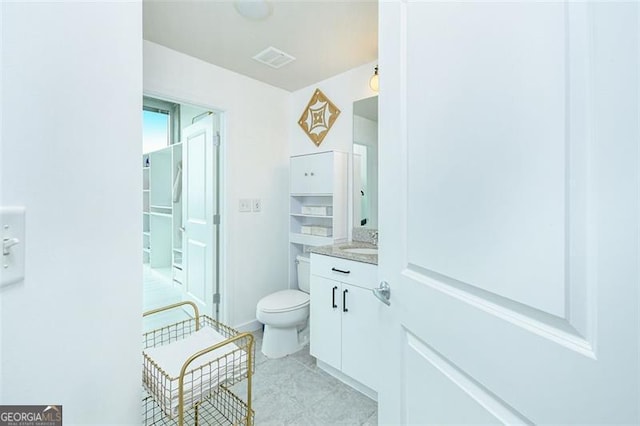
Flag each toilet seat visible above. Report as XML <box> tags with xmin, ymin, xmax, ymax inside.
<box><xmin>257</xmin><ymin>289</ymin><xmax>309</xmax><ymax>313</ymax></box>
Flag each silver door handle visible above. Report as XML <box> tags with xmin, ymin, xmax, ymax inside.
<box><xmin>179</xmin><ymin>226</ymin><xmax>185</xmax><ymax>232</ymax></box>
<box><xmin>372</xmin><ymin>281</ymin><xmax>390</xmax><ymax>306</ymax></box>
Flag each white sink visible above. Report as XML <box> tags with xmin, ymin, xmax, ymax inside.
<box><xmin>341</xmin><ymin>247</ymin><xmax>378</xmax><ymax>255</ymax></box>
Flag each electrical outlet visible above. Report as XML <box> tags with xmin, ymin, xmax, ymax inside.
<box><xmin>252</xmin><ymin>199</ymin><xmax>261</xmax><ymax>212</ymax></box>
<box><xmin>239</xmin><ymin>199</ymin><xmax>252</xmax><ymax>212</ymax></box>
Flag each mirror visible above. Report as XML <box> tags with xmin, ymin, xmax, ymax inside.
<box><xmin>352</xmin><ymin>96</ymin><xmax>378</xmax><ymax>228</ymax></box>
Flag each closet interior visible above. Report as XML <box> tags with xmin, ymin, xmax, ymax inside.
<box><xmin>142</xmin><ymin>98</ymin><xmax>216</xmax><ymax>289</ymax></box>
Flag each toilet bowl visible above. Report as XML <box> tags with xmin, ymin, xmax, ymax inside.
<box><xmin>256</xmin><ymin>255</ymin><xmax>310</xmax><ymax>358</ymax></box>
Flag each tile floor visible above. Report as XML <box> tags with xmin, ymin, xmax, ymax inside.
<box><xmin>143</xmin><ymin>265</ymin><xmax>189</xmax><ymax>332</ymax></box>
<box><xmin>143</xmin><ymin>264</ymin><xmax>378</xmax><ymax>425</ymax></box>
<box><xmin>236</xmin><ymin>328</ymin><xmax>378</xmax><ymax>426</ymax></box>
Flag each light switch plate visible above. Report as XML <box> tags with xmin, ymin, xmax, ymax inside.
<box><xmin>239</xmin><ymin>199</ymin><xmax>252</xmax><ymax>212</ymax></box>
<box><xmin>252</xmin><ymin>199</ymin><xmax>261</xmax><ymax>212</ymax></box>
<box><xmin>1</xmin><ymin>206</ymin><xmax>26</xmax><ymax>287</ymax></box>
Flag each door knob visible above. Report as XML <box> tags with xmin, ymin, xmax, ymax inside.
<box><xmin>372</xmin><ymin>281</ymin><xmax>391</xmax><ymax>306</ymax></box>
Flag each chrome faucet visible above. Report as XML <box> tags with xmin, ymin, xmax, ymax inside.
<box><xmin>371</xmin><ymin>230</ymin><xmax>379</xmax><ymax>246</ymax></box>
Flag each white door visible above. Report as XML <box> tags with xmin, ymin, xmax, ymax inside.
<box><xmin>378</xmin><ymin>2</ymin><xmax>639</xmax><ymax>424</ymax></box>
<box><xmin>182</xmin><ymin>115</ymin><xmax>218</xmax><ymax>318</ymax></box>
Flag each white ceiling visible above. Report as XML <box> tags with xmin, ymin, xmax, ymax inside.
<box><xmin>143</xmin><ymin>1</ymin><xmax>378</xmax><ymax>92</ymax></box>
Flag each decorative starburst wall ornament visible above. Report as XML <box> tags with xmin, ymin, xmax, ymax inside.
<box><xmin>298</xmin><ymin>89</ymin><xmax>341</xmax><ymax>147</ymax></box>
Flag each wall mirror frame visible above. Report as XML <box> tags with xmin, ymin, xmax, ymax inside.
<box><xmin>352</xmin><ymin>95</ymin><xmax>378</xmax><ymax>229</ymax></box>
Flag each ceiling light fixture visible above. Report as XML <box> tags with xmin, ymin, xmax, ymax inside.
<box><xmin>234</xmin><ymin>0</ymin><xmax>272</xmax><ymax>21</ymax></box>
<box><xmin>369</xmin><ymin>65</ymin><xmax>379</xmax><ymax>92</ymax></box>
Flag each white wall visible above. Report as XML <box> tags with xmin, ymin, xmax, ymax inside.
<box><xmin>290</xmin><ymin>62</ymin><xmax>378</xmax><ymax>240</ymax></box>
<box><xmin>144</xmin><ymin>41</ymin><xmax>290</xmax><ymax>330</ymax></box>
<box><xmin>1</xmin><ymin>2</ymin><xmax>142</xmax><ymax>424</ymax></box>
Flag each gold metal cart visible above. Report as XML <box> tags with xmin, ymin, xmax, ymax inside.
<box><xmin>142</xmin><ymin>301</ymin><xmax>254</xmax><ymax>425</ymax></box>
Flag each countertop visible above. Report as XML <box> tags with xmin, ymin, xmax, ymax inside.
<box><xmin>308</xmin><ymin>241</ymin><xmax>378</xmax><ymax>265</ymax></box>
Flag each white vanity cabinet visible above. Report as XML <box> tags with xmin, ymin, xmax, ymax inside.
<box><xmin>309</xmin><ymin>253</ymin><xmax>380</xmax><ymax>397</ymax></box>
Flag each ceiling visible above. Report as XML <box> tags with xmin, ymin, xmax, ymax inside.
<box><xmin>143</xmin><ymin>1</ymin><xmax>378</xmax><ymax>92</ymax></box>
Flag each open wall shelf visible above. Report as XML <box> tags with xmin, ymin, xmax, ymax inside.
<box><xmin>143</xmin><ymin>145</ymin><xmax>184</xmax><ymax>285</ymax></box>
<box><xmin>288</xmin><ymin>151</ymin><xmax>348</xmax><ymax>287</ymax></box>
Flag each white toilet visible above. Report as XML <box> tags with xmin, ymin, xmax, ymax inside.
<box><xmin>256</xmin><ymin>255</ymin><xmax>310</xmax><ymax>358</ymax></box>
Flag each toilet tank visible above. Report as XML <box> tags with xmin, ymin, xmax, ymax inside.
<box><xmin>296</xmin><ymin>255</ymin><xmax>311</xmax><ymax>293</ymax></box>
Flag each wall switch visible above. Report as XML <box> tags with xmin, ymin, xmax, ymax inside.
<box><xmin>1</xmin><ymin>206</ymin><xmax>26</xmax><ymax>288</ymax></box>
<box><xmin>252</xmin><ymin>199</ymin><xmax>261</xmax><ymax>212</ymax></box>
<box><xmin>239</xmin><ymin>199</ymin><xmax>252</xmax><ymax>212</ymax></box>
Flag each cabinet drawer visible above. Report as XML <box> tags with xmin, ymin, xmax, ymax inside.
<box><xmin>310</xmin><ymin>253</ymin><xmax>378</xmax><ymax>290</ymax></box>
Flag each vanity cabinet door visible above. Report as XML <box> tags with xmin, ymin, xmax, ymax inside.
<box><xmin>290</xmin><ymin>152</ymin><xmax>334</xmax><ymax>194</ymax></box>
<box><xmin>310</xmin><ymin>275</ymin><xmax>342</xmax><ymax>370</ymax></box>
<box><xmin>341</xmin><ymin>283</ymin><xmax>380</xmax><ymax>392</ymax></box>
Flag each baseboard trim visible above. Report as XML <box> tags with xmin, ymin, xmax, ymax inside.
<box><xmin>317</xmin><ymin>360</ymin><xmax>378</xmax><ymax>402</ymax></box>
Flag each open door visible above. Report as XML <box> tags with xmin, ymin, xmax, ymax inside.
<box><xmin>181</xmin><ymin>114</ymin><xmax>219</xmax><ymax>318</ymax></box>
<box><xmin>378</xmin><ymin>2</ymin><xmax>639</xmax><ymax>424</ymax></box>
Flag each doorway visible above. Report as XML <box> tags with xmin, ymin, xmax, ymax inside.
<box><xmin>142</xmin><ymin>96</ymin><xmax>222</xmax><ymax>327</ymax></box>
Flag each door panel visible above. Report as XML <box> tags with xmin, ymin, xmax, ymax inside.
<box><xmin>403</xmin><ymin>332</ymin><xmax>529</xmax><ymax>425</ymax></box>
<box><xmin>403</xmin><ymin>1</ymin><xmax>588</xmax><ymax>348</ymax></box>
<box><xmin>407</xmin><ymin>1</ymin><xmax>566</xmax><ymax>317</ymax></box>
<box><xmin>182</xmin><ymin>115</ymin><xmax>218</xmax><ymax>318</ymax></box>
<box><xmin>378</xmin><ymin>1</ymin><xmax>639</xmax><ymax>424</ymax></box>
<box><xmin>187</xmin><ymin>131</ymin><xmax>206</xmax><ymax>221</ymax></box>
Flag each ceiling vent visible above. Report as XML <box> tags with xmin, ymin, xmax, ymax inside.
<box><xmin>252</xmin><ymin>46</ymin><xmax>296</xmax><ymax>69</ymax></box>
